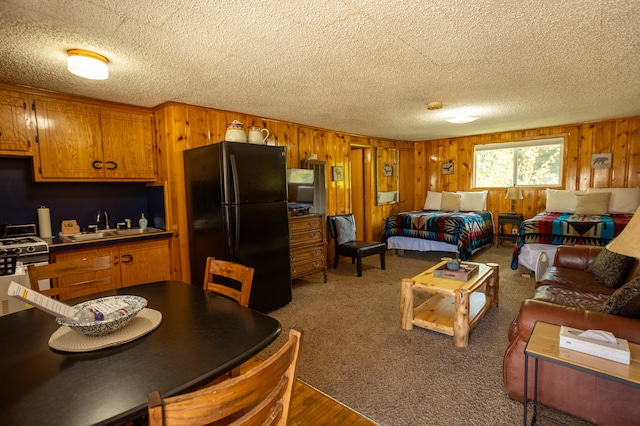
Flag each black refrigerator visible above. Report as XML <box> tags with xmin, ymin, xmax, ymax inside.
<box><xmin>183</xmin><ymin>141</ymin><xmax>292</xmax><ymax>312</ymax></box>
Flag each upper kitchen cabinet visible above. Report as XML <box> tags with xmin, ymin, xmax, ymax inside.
<box><xmin>0</xmin><ymin>89</ymin><xmax>35</xmax><ymax>155</ymax></box>
<box><xmin>32</xmin><ymin>96</ymin><xmax>156</xmax><ymax>182</ymax></box>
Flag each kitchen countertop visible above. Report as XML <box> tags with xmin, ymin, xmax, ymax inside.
<box><xmin>45</xmin><ymin>229</ymin><xmax>173</xmax><ymax>250</ymax></box>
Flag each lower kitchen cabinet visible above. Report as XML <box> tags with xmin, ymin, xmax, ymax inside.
<box><xmin>51</xmin><ymin>237</ymin><xmax>171</xmax><ymax>298</ymax></box>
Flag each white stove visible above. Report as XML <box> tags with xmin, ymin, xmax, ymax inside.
<box><xmin>1</xmin><ymin>224</ymin><xmax>50</xmax><ymax>317</ymax></box>
<box><xmin>0</xmin><ymin>224</ymin><xmax>49</xmax><ymax>264</ymax></box>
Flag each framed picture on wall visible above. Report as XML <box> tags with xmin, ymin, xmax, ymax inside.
<box><xmin>332</xmin><ymin>166</ymin><xmax>344</xmax><ymax>181</ymax></box>
<box><xmin>383</xmin><ymin>165</ymin><xmax>393</xmax><ymax>177</ymax></box>
<box><xmin>590</xmin><ymin>153</ymin><xmax>612</xmax><ymax>169</ymax></box>
<box><xmin>442</xmin><ymin>161</ymin><xmax>454</xmax><ymax>175</ymax></box>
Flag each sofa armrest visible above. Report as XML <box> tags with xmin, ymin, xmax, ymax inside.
<box><xmin>553</xmin><ymin>245</ymin><xmax>602</xmax><ymax>270</ymax></box>
<box><xmin>517</xmin><ymin>299</ymin><xmax>640</xmax><ymax>344</ymax></box>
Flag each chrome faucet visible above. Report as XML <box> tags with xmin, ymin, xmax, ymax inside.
<box><xmin>96</xmin><ymin>210</ymin><xmax>110</xmax><ymax>230</ymax></box>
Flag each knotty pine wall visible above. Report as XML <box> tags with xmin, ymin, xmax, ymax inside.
<box><xmin>154</xmin><ymin>102</ymin><xmax>413</xmax><ymax>282</ymax></box>
<box><xmin>154</xmin><ymin>101</ymin><xmax>638</xmax><ymax>282</ymax></box>
<box><xmin>413</xmin><ymin>115</ymin><xmax>640</xmax><ymax>228</ymax></box>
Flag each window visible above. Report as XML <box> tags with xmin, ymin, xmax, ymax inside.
<box><xmin>474</xmin><ymin>137</ymin><xmax>564</xmax><ymax>188</ymax></box>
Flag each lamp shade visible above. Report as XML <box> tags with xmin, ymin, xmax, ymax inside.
<box><xmin>606</xmin><ymin>206</ymin><xmax>640</xmax><ymax>258</ymax></box>
<box><xmin>505</xmin><ymin>187</ymin><xmax>524</xmax><ymax>200</ymax></box>
<box><xmin>67</xmin><ymin>49</ymin><xmax>108</xmax><ymax>80</ymax></box>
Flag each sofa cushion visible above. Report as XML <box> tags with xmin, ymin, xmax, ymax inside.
<box><xmin>533</xmin><ymin>285</ymin><xmax>609</xmax><ymax>310</ymax></box>
<box><xmin>537</xmin><ymin>266</ymin><xmax>617</xmax><ymax>295</ymax></box>
<box><xmin>586</xmin><ymin>247</ymin><xmax>637</xmax><ymax>288</ymax></box>
<box><xmin>600</xmin><ymin>277</ymin><xmax>640</xmax><ymax>318</ymax></box>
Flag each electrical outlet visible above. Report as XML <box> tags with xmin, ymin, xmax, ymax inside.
<box><xmin>511</xmin><ymin>229</ymin><xmax>518</xmax><ymax>235</ymax></box>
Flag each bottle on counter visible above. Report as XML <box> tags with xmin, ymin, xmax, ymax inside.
<box><xmin>139</xmin><ymin>213</ymin><xmax>148</xmax><ymax>230</ymax></box>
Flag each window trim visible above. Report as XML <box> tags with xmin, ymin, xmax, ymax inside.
<box><xmin>472</xmin><ymin>136</ymin><xmax>566</xmax><ymax>189</ymax></box>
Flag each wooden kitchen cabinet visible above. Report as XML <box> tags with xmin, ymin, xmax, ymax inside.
<box><xmin>288</xmin><ymin>214</ymin><xmax>327</xmax><ymax>282</ymax></box>
<box><xmin>0</xmin><ymin>89</ymin><xmax>35</xmax><ymax>155</ymax></box>
<box><xmin>50</xmin><ymin>246</ymin><xmax>121</xmax><ymax>299</ymax></box>
<box><xmin>51</xmin><ymin>238</ymin><xmax>171</xmax><ymax>294</ymax></box>
<box><xmin>32</xmin><ymin>96</ymin><xmax>155</xmax><ymax>181</ymax></box>
<box><xmin>117</xmin><ymin>238</ymin><xmax>171</xmax><ymax>287</ymax></box>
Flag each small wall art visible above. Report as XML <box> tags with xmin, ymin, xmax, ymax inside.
<box><xmin>590</xmin><ymin>153</ymin><xmax>612</xmax><ymax>169</ymax></box>
<box><xmin>442</xmin><ymin>161</ymin><xmax>454</xmax><ymax>175</ymax></box>
<box><xmin>383</xmin><ymin>165</ymin><xmax>393</xmax><ymax>177</ymax></box>
<box><xmin>332</xmin><ymin>166</ymin><xmax>344</xmax><ymax>182</ymax></box>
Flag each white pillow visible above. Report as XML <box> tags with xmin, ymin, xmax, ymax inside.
<box><xmin>586</xmin><ymin>188</ymin><xmax>640</xmax><ymax>214</ymax></box>
<box><xmin>457</xmin><ymin>190</ymin><xmax>488</xmax><ymax>212</ymax></box>
<box><xmin>545</xmin><ymin>189</ymin><xmax>582</xmax><ymax>213</ymax></box>
<box><xmin>423</xmin><ymin>191</ymin><xmax>442</xmax><ymax>210</ymax></box>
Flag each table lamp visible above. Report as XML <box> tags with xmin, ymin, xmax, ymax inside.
<box><xmin>505</xmin><ymin>186</ymin><xmax>523</xmax><ymax>214</ymax></box>
<box><xmin>606</xmin><ymin>206</ymin><xmax>640</xmax><ymax>258</ymax></box>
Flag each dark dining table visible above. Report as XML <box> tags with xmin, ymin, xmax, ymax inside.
<box><xmin>0</xmin><ymin>280</ymin><xmax>281</xmax><ymax>426</ymax></box>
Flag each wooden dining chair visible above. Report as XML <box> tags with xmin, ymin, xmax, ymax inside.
<box><xmin>203</xmin><ymin>257</ymin><xmax>254</xmax><ymax>308</ymax></box>
<box><xmin>27</xmin><ymin>255</ymin><xmax>114</xmax><ymax>301</ymax></box>
<box><xmin>327</xmin><ymin>214</ymin><xmax>386</xmax><ymax>277</ymax></box>
<box><xmin>147</xmin><ymin>327</ymin><xmax>303</xmax><ymax>426</ymax></box>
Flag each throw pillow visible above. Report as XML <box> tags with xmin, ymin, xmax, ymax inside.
<box><xmin>457</xmin><ymin>190</ymin><xmax>488</xmax><ymax>212</ymax></box>
<box><xmin>600</xmin><ymin>277</ymin><xmax>640</xmax><ymax>318</ymax></box>
<box><xmin>423</xmin><ymin>191</ymin><xmax>442</xmax><ymax>210</ymax></box>
<box><xmin>440</xmin><ymin>192</ymin><xmax>461</xmax><ymax>212</ymax></box>
<box><xmin>574</xmin><ymin>192</ymin><xmax>611</xmax><ymax>215</ymax></box>
<box><xmin>587</xmin><ymin>187</ymin><xmax>640</xmax><ymax>214</ymax></box>
<box><xmin>334</xmin><ymin>216</ymin><xmax>356</xmax><ymax>245</ymax></box>
<box><xmin>586</xmin><ymin>247</ymin><xmax>636</xmax><ymax>288</ymax></box>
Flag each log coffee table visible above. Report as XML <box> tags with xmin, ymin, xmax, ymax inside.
<box><xmin>400</xmin><ymin>258</ymin><xmax>499</xmax><ymax>347</ymax></box>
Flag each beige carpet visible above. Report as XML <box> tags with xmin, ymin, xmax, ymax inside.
<box><xmin>262</xmin><ymin>247</ymin><xmax>592</xmax><ymax>425</ymax></box>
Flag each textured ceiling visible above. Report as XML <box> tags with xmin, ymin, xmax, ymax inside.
<box><xmin>0</xmin><ymin>0</ymin><xmax>639</xmax><ymax>141</ymax></box>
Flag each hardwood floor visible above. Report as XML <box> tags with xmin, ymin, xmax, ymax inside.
<box><xmin>241</xmin><ymin>357</ymin><xmax>379</xmax><ymax>426</ymax></box>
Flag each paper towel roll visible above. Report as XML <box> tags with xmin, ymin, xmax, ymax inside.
<box><xmin>38</xmin><ymin>206</ymin><xmax>52</xmax><ymax>238</ymax></box>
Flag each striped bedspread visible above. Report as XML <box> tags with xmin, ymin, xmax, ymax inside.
<box><xmin>382</xmin><ymin>210</ymin><xmax>494</xmax><ymax>260</ymax></box>
<box><xmin>510</xmin><ymin>211</ymin><xmax>632</xmax><ymax>269</ymax></box>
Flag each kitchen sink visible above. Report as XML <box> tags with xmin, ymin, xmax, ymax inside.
<box><xmin>59</xmin><ymin>231</ymin><xmax>114</xmax><ymax>242</ymax></box>
<box><xmin>115</xmin><ymin>227</ymin><xmax>163</xmax><ymax>236</ymax></box>
<box><xmin>59</xmin><ymin>227</ymin><xmax>164</xmax><ymax>242</ymax></box>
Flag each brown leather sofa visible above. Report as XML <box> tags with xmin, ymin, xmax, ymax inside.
<box><xmin>503</xmin><ymin>245</ymin><xmax>640</xmax><ymax>425</ymax></box>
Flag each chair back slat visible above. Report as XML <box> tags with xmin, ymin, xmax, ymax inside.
<box><xmin>203</xmin><ymin>257</ymin><xmax>254</xmax><ymax>308</ymax></box>
<box><xmin>27</xmin><ymin>255</ymin><xmax>114</xmax><ymax>300</ymax></box>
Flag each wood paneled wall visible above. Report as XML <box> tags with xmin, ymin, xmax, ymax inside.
<box><xmin>154</xmin><ymin>103</ymin><xmax>413</xmax><ymax>281</ymax></box>
<box><xmin>414</xmin><ymin>116</ymin><xmax>640</xmax><ymax>225</ymax></box>
<box><xmin>155</xmin><ymin>100</ymin><xmax>638</xmax><ymax>282</ymax></box>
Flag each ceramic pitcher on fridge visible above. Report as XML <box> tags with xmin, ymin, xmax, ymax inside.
<box><xmin>247</xmin><ymin>126</ymin><xmax>269</xmax><ymax>144</ymax></box>
<box><xmin>225</xmin><ymin>120</ymin><xmax>247</xmax><ymax>142</ymax></box>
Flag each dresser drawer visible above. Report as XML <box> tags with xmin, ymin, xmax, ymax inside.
<box><xmin>290</xmin><ymin>245</ymin><xmax>324</xmax><ymax>264</ymax></box>
<box><xmin>289</xmin><ymin>230</ymin><xmax>322</xmax><ymax>246</ymax></box>
<box><xmin>288</xmin><ymin>216</ymin><xmax>322</xmax><ymax>233</ymax></box>
<box><xmin>291</xmin><ymin>257</ymin><xmax>326</xmax><ymax>278</ymax></box>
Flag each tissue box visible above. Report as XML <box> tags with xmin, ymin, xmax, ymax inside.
<box><xmin>559</xmin><ymin>326</ymin><xmax>630</xmax><ymax>365</ymax></box>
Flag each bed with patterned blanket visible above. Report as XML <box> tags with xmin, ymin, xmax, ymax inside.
<box><xmin>382</xmin><ymin>210</ymin><xmax>494</xmax><ymax>261</ymax></box>
<box><xmin>510</xmin><ymin>211</ymin><xmax>632</xmax><ymax>270</ymax></box>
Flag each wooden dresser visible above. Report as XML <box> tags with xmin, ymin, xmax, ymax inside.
<box><xmin>288</xmin><ymin>214</ymin><xmax>327</xmax><ymax>282</ymax></box>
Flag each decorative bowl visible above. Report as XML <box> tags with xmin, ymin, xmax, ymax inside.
<box><xmin>56</xmin><ymin>295</ymin><xmax>147</xmax><ymax>336</ymax></box>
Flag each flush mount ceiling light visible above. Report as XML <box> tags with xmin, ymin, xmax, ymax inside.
<box><xmin>426</xmin><ymin>101</ymin><xmax>443</xmax><ymax>110</ymax></box>
<box><xmin>67</xmin><ymin>49</ymin><xmax>109</xmax><ymax>80</ymax></box>
<box><xmin>445</xmin><ymin>114</ymin><xmax>479</xmax><ymax>124</ymax></box>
